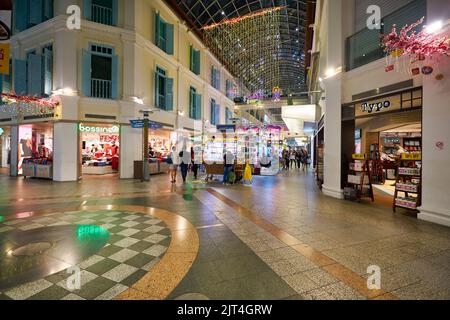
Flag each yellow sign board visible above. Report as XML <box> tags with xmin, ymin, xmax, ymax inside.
<box><xmin>352</xmin><ymin>154</ymin><xmax>366</xmax><ymax>160</ymax></box>
<box><xmin>0</xmin><ymin>43</ymin><xmax>10</xmax><ymax>75</ymax></box>
<box><xmin>402</xmin><ymin>153</ymin><xmax>422</xmax><ymax>161</ymax></box>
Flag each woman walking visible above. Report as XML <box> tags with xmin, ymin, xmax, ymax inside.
<box><xmin>289</xmin><ymin>150</ymin><xmax>296</xmax><ymax>170</ymax></box>
<box><xmin>169</xmin><ymin>146</ymin><xmax>179</xmax><ymax>183</ymax></box>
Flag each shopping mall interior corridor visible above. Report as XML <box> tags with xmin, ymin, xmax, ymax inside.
<box><xmin>0</xmin><ymin>170</ymin><xmax>449</xmax><ymax>300</ymax></box>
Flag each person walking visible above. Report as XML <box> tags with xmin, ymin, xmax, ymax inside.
<box><xmin>179</xmin><ymin>147</ymin><xmax>191</xmax><ymax>183</ymax></box>
<box><xmin>295</xmin><ymin>149</ymin><xmax>302</xmax><ymax>170</ymax></box>
<box><xmin>191</xmin><ymin>146</ymin><xmax>199</xmax><ymax>180</ymax></box>
<box><xmin>169</xmin><ymin>146</ymin><xmax>179</xmax><ymax>183</ymax></box>
<box><xmin>223</xmin><ymin>149</ymin><xmax>235</xmax><ymax>185</ymax></box>
<box><xmin>289</xmin><ymin>149</ymin><xmax>296</xmax><ymax>170</ymax></box>
<box><xmin>283</xmin><ymin>149</ymin><xmax>290</xmax><ymax>171</ymax></box>
<box><xmin>301</xmin><ymin>148</ymin><xmax>309</xmax><ymax>172</ymax></box>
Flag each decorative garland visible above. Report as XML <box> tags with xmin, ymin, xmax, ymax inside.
<box><xmin>201</xmin><ymin>7</ymin><xmax>285</xmax><ymax>30</ymax></box>
<box><xmin>381</xmin><ymin>17</ymin><xmax>449</xmax><ymax>76</ymax></box>
<box><xmin>0</xmin><ymin>93</ymin><xmax>59</xmax><ymax>115</ymax></box>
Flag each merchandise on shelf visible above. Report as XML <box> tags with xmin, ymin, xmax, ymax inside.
<box><xmin>398</xmin><ymin>167</ymin><xmax>421</xmax><ymax>176</ymax></box>
<box><xmin>395</xmin><ymin>182</ymin><xmax>419</xmax><ymax>193</ymax></box>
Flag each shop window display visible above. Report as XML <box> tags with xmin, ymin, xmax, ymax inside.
<box><xmin>19</xmin><ymin>125</ymin><xmax>53</xmax><ymax>179</ymax></box>
<box><xmin>80</xmin><ymin>124</ymin><xmax>119</xmax><ymax>175</ymax></box>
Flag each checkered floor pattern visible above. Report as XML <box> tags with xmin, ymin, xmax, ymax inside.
<box><xmin>0</xmin><ymin>210</ymin><xmax>171</xmax><ymax>300</ymax></box>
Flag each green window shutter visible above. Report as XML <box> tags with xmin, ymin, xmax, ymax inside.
<box><xmin>215</xmin><ymin>104</ymin><xmax>220</xmax><ymax>124</ymax></box>
<box><xmin>194</xmin><ymin>50</ymin><xmax>200</xmax><ymax>75</ymax></box>
<box><xmin>155</xmin><ymin>71</ymin><xmax>160</xmax><ymax>108</ymax></box>
<box><xmin>13</xmin><ymin>59</ymin><xmax>27</xmax><ymax>95</ymax></box>
<box><xmin>83</xmin><ymin>0</ymin><xmax>92</xmax><ymax>20</ymax></box>
<box><xmin>43</xmin><ymin>48</ymin><xmax>53</xmax><ymax>96</ymax></box>
<box><xmin>189</xmin><ymin>89</ymin><xmax>194</xmax><ymax>118</ymax></box>
<box><xmin>165</xmin><ymin>77</ymin><xmax>173</xmax><ymax>111</ymax></box>
<box><xmin>166</xmin><ymin>23</ymin><xmax>174</xmax><ymax>55</ymax></box>
<box><xmin>2</xmin><ymin>61</ymin><xmax>12</xmax><ymax>93</ymax></box>
<box><xmin>155</xmin><ymin>12</ymin><xmax>160</xmax><ymax>47</ymax></box>
<box><xmin>195</xmin><ymin>93</ymin><xmax>202</xmax><ymax>120</ymax></box>
<box><xmin>81</xmin><ymin>49</ymin><xmax>92</xmax><ymax>97</ymax></box>
<box><xmin>111</xmin><ymin>54</ymin><xmax>118</xmax><ymax>99</ymax></box>
<box><xmin>210</xmin><ymin>100</ymin><xmax>215</xmax><ymax>124</ymax></box>
<box><xmin>28</xmin><ymin>53</ymin><xmax>43</xmax><ymax>96</ymax></box>
<box><xmin>14</xmin><ymin>0</ymin><xmax>28</xmax><ymax>33</ymax></box>
<box><xmin>112</xmin><ymin>0</ymin><xmax>118</xmax><ymax>26</ymax></box>
<box><xmin>189</xmin><ymin>46</ymin><xmax>194</xmax><ymax>72</ymax></box>
<box><xmin>29</xmin><ymin>0</ymin><xmax>43</xmax><ymax>26</ymax></box>
<box><xmin>43</xmin><ymin>0</ymin><xmax>53</xmax><ymax>20</ymax></box>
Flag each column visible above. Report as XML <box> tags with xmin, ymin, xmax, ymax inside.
<box><xmin>322</xmin><ymin>74</ymin><xmax>343</xmax><ymax>199</ymax></box>
<box><xmin>120</xmin><ymin>125</ymin><xmax>142</xmax><ymax>179</ymax></box>
<box><xmin>53</xmin><ymin>122</ymin><xmax>78</xmax><ymax>182</ymax></box>
<box><xmin>9</xmin><ymin>126</ymin><xmax>18</xmax><ymax>177</ymax></box>
<box><xmin>418</xmin><ymin>0</ymin><xmax>450</xmax><ymax>226</ymax></box>
<box><xmin>321</xmin><ymin>0</ymin><xmax>344</xmax><ymax>199</ymax></box>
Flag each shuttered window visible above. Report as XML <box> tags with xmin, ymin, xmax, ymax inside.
<box><xmin>13</xmin><ymin>0</ymin><xmax>54</xmax><ymax>34</ymax></box>
<box><xmin>211</xmin><ymin>66</ymin><xmax>220</xmax><ymax>90</ymax></box>
<box><xmin>155</xmin><ymin>12</ymin><xmax>174</xmax><ymax>55</ymax></box>
<box><xmin>81</xmin><ymin>44</ymin><xmax>118</xmax><ymax>99</ymax></box>
<box><xmin>190</xmin><ymin>46</ymin><xmax>201</xmax><ymax>75</ymax></box>
<box><xmin>189</xmin><ymin>87</ymin><xmax>201</xmax><ymax>120</ymax></box>
<box><xmin>11</xmin><ymin>46</ymin><xmax>52</xmax><ymax>98</ymax></box>
<box><xmin>155</xmin><ymin>66</ymin><xmax>174</xmax><ymax>111</ymax></box>
<box><xmin>210</xmin><ymin>99</ymin><xmax>220</xmax><ymax>125</ymax></box>
<box><xmin>83</xmin><ymin>0</ymin><xmax>118</xmax><ymax>26</ymax></box>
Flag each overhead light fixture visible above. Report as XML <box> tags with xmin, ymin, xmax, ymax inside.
<box><xmin>425</xmin><ymin>20</ymin><xmax>443</xmax><ymax>34</ymax></box>
<box><xmin>132</xmin><ymin>97</ymin><xmax>144</xmax><ymax>105</ymax></box>
<box><xmin>52</xmin><ymin>88</ymin><xmax>76</xmax><ymax>96</ymax></box>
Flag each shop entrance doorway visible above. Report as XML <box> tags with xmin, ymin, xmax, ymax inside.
<box><xmin>0</xmin><ymin>126</ymin><xmax>11</xmax><ymax>176</ymax></box>
<box><xmin>18</xmin><ymin>123</ymin><xmax>54</xmax><ymax>179</ymax></box>
<box><xmin>79</xmin><ymin>123</ymin><xmax>120</xmax><ymax>177</ymax></box>
<box><xmin>342</xmin><ymin>87</ymin><xmax>423</xmax><ymax>213</ymax></box>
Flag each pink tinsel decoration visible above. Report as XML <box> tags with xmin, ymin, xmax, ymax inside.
<box><xmin>381</xmin><ymin>17</ymin><xmax>450</xmax><ymax>58</ymax></box>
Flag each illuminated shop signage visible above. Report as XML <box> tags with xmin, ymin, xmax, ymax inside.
<box><xmin>79</xmin><ymin>124</ymin><xmax>120</xmax><ymax>134</ymax></box>
<box><xmin>360</xmin><ymin>100</ymin><xmax>391</xmax><ymax>114</ymax></box>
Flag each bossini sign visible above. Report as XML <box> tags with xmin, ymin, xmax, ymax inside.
<box><xmin>360</xmin><ymin>100</ymin><xmax>391</xmax><ymax>114</ymax></box>
<box><xmin>79</xmin><ymin>124</ymin><xmax>120</xmax><ymax>134</ymax></box>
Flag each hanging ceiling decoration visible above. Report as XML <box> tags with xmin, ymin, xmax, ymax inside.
<box><xmin>173</xmin><ymin>0</ymin><xmax>308</xmax><ymax>96</ymax></box>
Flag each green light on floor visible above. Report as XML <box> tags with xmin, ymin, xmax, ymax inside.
<box><xmin>0</xmin><ymin>216</ymin><xmax>4</xmax><ymax>223</ymax></box>
<box><xmin>76</xmin><ymin>225</ymin><xmax>109</xmax><ymax>241</ymax></box>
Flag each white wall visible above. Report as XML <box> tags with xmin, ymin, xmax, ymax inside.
<box><xmin>418</xmin><ymin>0</ymin><xmax>450</xmax><ymax>226</ymax></box>
<box><xmin>53</xmin><ymin>123</ymin><xmax>78</xmax><ymax>182</ymax></box>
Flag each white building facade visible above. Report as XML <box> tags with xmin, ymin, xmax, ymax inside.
<box><xmin>310</xmin><ymin>0</ymin><xmax>450</xmax><ymax>226</ymax></box>
<box><xmin>0</xmin><ymin>0</ymin><xmax>238</xmax><ymax>181</ymax></box>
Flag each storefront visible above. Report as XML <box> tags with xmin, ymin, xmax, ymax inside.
<box><xmin>0</xmin><ymin>126</ymin><xmax>11</xmax><ymax>174</ymax></box>
<box><xmin>18</xmin><ymin>123</ymin><xmax>54</xmax><ymax>179</ymax></box>
<box><xmin>147</xmin><ymin>128</ymin><xmax>176</xmax><ymax>175</ymax></box>
<box><xmin>341</xmin><ymin>87</ymin><xmax>423</xmax><ymax>210</ymax></box>
<box><xmin>79</xmin><ymin>123</ymin><xmax>120</xmax><ymax>176</ymax></box>
<box><xmin>314</xmin><ymin>115</ymin><xmax>324</xmax><ymax>188</ymax></box>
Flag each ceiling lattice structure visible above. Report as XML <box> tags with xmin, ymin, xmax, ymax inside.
<box><xmin>174</xmin><ymin>0</ymin><xmax>308</xmax><ymax>95</ymax></box>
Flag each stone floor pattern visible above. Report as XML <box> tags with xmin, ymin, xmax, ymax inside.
<box><xmin>0</xmin><ymin>209</ymin><xmax>170</xmax><ymax>300</ymax></box>
<box><xmin>0</xmin><ymin>170</ymin><xmax>449</xmax><ymax>300</ymax></box>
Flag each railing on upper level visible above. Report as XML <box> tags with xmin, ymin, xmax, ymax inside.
<box><xmin>91</xmin><ymin>78</ymin><xmax>112</xmax><ymax>99</ymax></box>
<box><xmin>91</xmin><ymin>4</ymin><xmax>113</xmax><ymax>26</ymax></box>
<box><xmin>346</xmin><ymin>0</ymin><xmax>426</xmax><ymax>71</ymax></box>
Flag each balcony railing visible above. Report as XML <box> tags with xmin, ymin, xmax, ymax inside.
<box><xmin>91</xmin><ymin>78</ymin><xmax>112</xmax><ymax>99</ymax></box>
<box><xmin>346</xmin><ymin>0</ymin><xmax>426</xmax><ymax>71</ymax></box>
<box><xmin>91</xmin><ymin>4</ymin><xmax>113</xmax><ymax>26</ymax></box>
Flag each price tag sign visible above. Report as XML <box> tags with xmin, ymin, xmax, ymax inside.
<box><xmin>352</xmin><ymin>154</ymin><xmax>366</xmax><ymax>160</ymax></box>
<box><xmin>402</xmin><ymin>153</ymin><xmax>422</xmax><ymax>161</ymax></box>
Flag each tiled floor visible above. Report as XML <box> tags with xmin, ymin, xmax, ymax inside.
<box><xmin>0</xmin><ymin>170</ymin><xmax>449</xmax><ymax>300</ymax></box>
